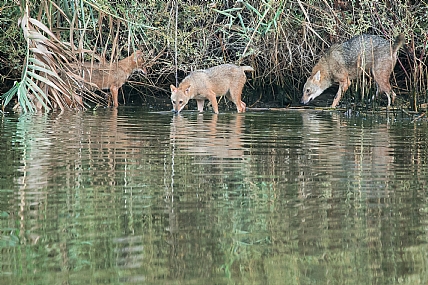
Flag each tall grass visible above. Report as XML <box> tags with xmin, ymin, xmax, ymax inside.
<box><xmin>1</xmin><ymin>0</ymin><xmax>427</xmax><ymax>112</ymax></box>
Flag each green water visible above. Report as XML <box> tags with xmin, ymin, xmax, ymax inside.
<box><xmin>1</xmin><ymin>108</ymin><xmax>428</xmax><ymax>284</ymax></box>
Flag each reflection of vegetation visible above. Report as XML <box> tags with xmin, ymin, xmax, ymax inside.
<box><xmin>2</xmin><ymin>111</ymin><xmax>428</xmax><ymax>283</ymax></box>
<box><xmin>1</xmin><ymin>1</ymin><xmax>428</xmax><ymax>112</ymax></box>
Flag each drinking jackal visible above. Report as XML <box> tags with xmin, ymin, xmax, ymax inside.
<box><xmin>170</xmin><ymin>64</ymin><xmax>254</xmax><ymax>114</ymax></box>
<box><xmin>301</xmin><ymin>34</ymin><xmax>404</xmax><ymax>108</ymax></box>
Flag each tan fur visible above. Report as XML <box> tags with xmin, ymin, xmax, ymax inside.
<box><xmin>69</xmin><ymin>50</ymin><xmax>146</xmax><ymax>107</ymax></box>
<box><xmin>170</xmin><ymin>64</ymin><xmax>254</xmax><ymax>113</ymax></box>
<box><xmin>301</xmin><ymin>34</ymin><xmax>405</xmax><ymax>108</ymax></box>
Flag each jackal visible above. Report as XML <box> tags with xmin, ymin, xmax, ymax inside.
<box><xmin>301</xmin><ymin>34</ymin><xmax>405</xmax><ymax>108</ymax></box>
<box><xmin>68</xmin><ymin>50</ymin><xmax>146</xmax><ymax>107</ymax></box>
<box><xmin>170</xmin><ymin>64</ymin><xmax>254</xmax><ymax>114</ymax></box>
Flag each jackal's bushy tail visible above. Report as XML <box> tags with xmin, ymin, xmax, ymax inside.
<box><xmin>241</xmin><ymin>66</ymin><xmax>255</xmax><ymax>72</ymax></box>
<box><xmin>393</xmin><ymin>34</ymin><xmax>405</xmax><ymax>53</ymax></box>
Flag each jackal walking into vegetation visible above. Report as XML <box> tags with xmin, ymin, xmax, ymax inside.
<box><xmin>301</xmin><ymin>34</ymin><xmax>405</xmax><ymax>108</ymax></box>
<box><xmin>68</xmin><ymin>50</ymin><xmax>146</xmax><ymax>107</ymax></box>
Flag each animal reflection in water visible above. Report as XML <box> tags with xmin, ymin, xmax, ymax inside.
<box><xmin>169</xmin><ymin>114</ymin><xmax>246</xmax><ymax>159</ymax></box>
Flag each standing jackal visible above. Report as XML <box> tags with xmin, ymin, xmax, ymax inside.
<box><xmin>68</xmin><ymin>50</ymin><xmax>146</xmax><ymax>107</ymax></box>
<box><xmin>170</xmin><ymin>64</ymin><xmax>254</xmax><ymax>114</ymax></box>
<box><xmin>301</xmin><ymin>34</ymin><xmax>405</xmax><ymax>108</ymax></box>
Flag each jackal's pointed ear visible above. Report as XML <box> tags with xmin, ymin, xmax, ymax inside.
<box><xmin>134</xmin><ymin>50</ymin><xmax>142</xmax><ymax>58</ymax></box>
<box><xmin>133</xmin><ymin>50</ymin><xmax>142</xmax><ymax>62</ymax></box>
<box><xmin>185</xmin><ymin>86</ymin><xmax>191</xmax><ymax>95</ymax></box>
<box><xmin>170</xmin><ymin>85</ymin><xmax>177</xmax><ymax>92</ymax></box>
<box><xmin>313</xmin><ymin>70</ymin><xmax>321</xmax><ymax>82</ymax></box>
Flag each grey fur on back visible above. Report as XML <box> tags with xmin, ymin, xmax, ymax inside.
<box><xmin>326</xmin><ymin>34</ymin><xmax>403</xmax><ymax>79</ymax></box>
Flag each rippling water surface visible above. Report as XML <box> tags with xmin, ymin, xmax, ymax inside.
<box><xmin>1</xmin><ymin>107</ymin><xmax>428</xmax><ymax>284</ymax></box>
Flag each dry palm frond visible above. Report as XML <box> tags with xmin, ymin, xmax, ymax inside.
<box><xmin>2</xmin><ymin>5</ymin><xmax>86</xmax><ymax>112</ymax></box>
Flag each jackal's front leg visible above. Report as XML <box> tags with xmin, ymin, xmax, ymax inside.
<box><xmin>331</xmin><ymin>87</ymin><xmax>342</xmax><ymax>108</ymax></box>
<box><xmin>332</xmin><ymin>78</ymin><xmax>350</xmax><ymax>108</ymax></box>
<box><xmin>206</xmin><ymin>91</ymin><xmax>219</xmax><ymax>114</ymax></box>
<box><xmin>196</xmin><ymin>99</ymin><xmax>205</xmax><ymax>112</ymax></box>
<box><xmin>238</xmin><ymin>101</ymin><xmax>246</xmax><ymax>113</ymax></box>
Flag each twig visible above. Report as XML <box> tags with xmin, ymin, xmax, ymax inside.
<box><xmin>411</xmin><ymin>112</ymin><xmax>426</xmax><ymax>123</ymax></box>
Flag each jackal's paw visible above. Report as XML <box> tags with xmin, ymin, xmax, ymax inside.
<box><xmin>238</xmin><ymin>101</ymin><xmax>247</xmax><ymax>113</ymax></box>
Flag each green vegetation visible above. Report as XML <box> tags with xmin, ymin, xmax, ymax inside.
<box><xmin>0</xmin><ymin>0</ymin><xmax>427</xmax><ymax>112</ymax></box>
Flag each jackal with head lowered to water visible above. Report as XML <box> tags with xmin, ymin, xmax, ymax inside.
<box><xmin>170</xmin><ymin>64</ymin><xmax>254</xmax><ymax>114</ymax></box>
<box><xmin>301</xmin><ymin>34</ymin><xmax>405</xmax><ymax>108</ymax></box>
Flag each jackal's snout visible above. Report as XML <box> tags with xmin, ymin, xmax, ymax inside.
<box><xmin>171</xmin><ymin>99</ymin><xmax>185</xmax><ymax>113</ymax></box>
<box><xmin>300</xmin><ymin>92</ymin><xmax>310</xmax><ymax>104</ymax></box>
<box><xmin>170</xmin><ymin>84</ymin><xmax>189</xmax><ymax>113</ymax></box>
<box><xmin>301</xmin><ymin>71</ymin><xmax>326</xmax><ymax>105</ymax></box>
<box><xmin>301</xmin><ymin>86</ymin><xmax>313</xmax><ymax>104</ymax></box>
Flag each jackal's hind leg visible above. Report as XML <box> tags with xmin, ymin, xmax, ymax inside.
<box><xmin>228</xmin><ymin>87</ymin><xmax>246</xmax><ymax>113</ymax></box>
<box><xmin>384</xmin><ymin>90</ymin><xmax>396</xmax><ymax>107</ymax></box>
<box><xmin>375</xmin><ymin>79</ymin><xmax>395</xmax><ymax>107</ymax></box>
<box><xmin>373</xmin><ymin>67</ymin><xmax>397</xmax><ymax>107</ymax></box>
<box><xmin>111</xmin><ymin>85</ymin><xmax>119</xmax><ymax>108</ymax></box>
<box><xmin>391</xmin><ymin>90</ymin><xmax>396</xmax><ymax>104</ymax></box>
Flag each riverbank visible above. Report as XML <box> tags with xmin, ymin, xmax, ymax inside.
<box><xmin>0</xmin><ymin>1</ymin><xmax>426</xmax><ymax>112</ymax></box>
